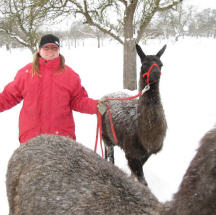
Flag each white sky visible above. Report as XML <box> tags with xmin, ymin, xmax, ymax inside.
<box><xmin>184</xmin><ymin>0</ymin><xmax>216</xmax><ymax>9</ymax></box>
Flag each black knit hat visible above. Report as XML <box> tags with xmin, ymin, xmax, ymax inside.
<box><xmin>39</xmin><ymin>34</ymin><xmax>60</xmax><ymax>48</ymax></box>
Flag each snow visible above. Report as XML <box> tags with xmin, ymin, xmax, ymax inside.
<box><xmin>1</xmin><ymin>37</ymin><xmax>216</xmax><ymax>213</ymax></box>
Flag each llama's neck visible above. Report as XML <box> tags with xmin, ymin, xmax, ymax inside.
<box><xmin>137</xmin><ymin>82</ymin><xmax>166</xmax><ymax>154</ymax></box>
<box><xmin>139</xmin><ymin>83</ymin><xmax>161</xmax><ymax>106</ymax></box>
<box><xmin>137</xmin><ymin>82</ymin><xmax>164</xmax><ymax>129</ymax></box>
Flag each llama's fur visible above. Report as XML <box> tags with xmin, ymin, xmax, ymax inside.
<box><xmin>6</xmin><ymin>134</ymin><xmax>161</xmax><ymax>215</ymax></box>
<box><xmin>161</xmin><ymin>127</ymin><xmax>216</xmax><ymax>215</ymax></box>
<box><xmin>6</xmin><ymin>126</ymin><xmax>216</xmax><ymax>215</ymax></box>
<box><xmin>101</xmin><ymin>44</ymin><xmax>167</xmax><ymax>184</ymax></box>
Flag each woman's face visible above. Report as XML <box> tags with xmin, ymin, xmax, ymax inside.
<box><xmin>39</xmin><ymin>44</ymin><xmax>60</xmax><ymax>61</ymax></box>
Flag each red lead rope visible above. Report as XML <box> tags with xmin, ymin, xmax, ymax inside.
<box><xmin>95</xmin><ymin>63</ymin><xmax>160</xmax><ymax>157</ymax></box>
<box><xmin>95</xmin><ymin>111</ymin><xmax>104</xmax><ymax>157</ymax></box>
<box><xmin>94</xmin><ymin>84</ymin><xmax>150</xmax><ymax>157</ymax></box>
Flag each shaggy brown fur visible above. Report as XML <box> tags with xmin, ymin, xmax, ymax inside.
<box><xmin>161</xmin><ymin>127</ymin><xmax>216</xmax><ymax>215</ymax></box>
<box><xmin>101</xmin><ymin>44</ymin><xmax>167</xmax><ymax>185</ymax></box>
<box><xmin>6</xmin><ymin>125</ymin><xmax>216</xmax><ymax>215</ymax></box>
<box><xmin>6</xmin><ymin>134</ymin><xmax>161</xmax><ymax>215</ymax></box>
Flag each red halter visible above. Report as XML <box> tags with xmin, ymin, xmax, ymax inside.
<box><xmin>142</xmin><ymin>63</ymin><xmax>161</xmax><ymax>84</ymax></box>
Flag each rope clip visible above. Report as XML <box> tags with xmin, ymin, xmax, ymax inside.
<box><xmin>141</xmin><ymin>84</ymin><xmax>150</xmax><ymax>95</ymax></box>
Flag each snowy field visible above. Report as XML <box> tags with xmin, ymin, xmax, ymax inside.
<box><xmin>1</xmin><ymin>37</ymin><xmax>216</xmax><ymax>213</ymax></box>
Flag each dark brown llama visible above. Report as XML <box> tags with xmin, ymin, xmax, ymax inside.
<box><xmin>6</xmin><ymin>126</ymin><xmax>216</xmax><ymax>215</ymax></box>
<box><xmin>101</xmin><ymin>44</ymin><xmax>167</xmax><ymax>185</ymax></box>
<box><xmin>6</xmin><ymin>134</ymin><xmax>161</xmax><ymax>215</ymax></box>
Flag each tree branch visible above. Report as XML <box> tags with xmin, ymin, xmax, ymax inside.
<box><xmin>136</xmin><ymin>0</ymin><xmax>183</xmax><ymax>43</ymax></box>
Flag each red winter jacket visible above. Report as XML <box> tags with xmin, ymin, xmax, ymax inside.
<box><xmin>0</xmin><ymin>57</ymin><xmax>98</xmax><ymax>143</ymax></box>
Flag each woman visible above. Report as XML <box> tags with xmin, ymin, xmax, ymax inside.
<box><xmin>0</xmin><ymin>34</ymin><xmax>98</xmax><ymax>143</ymax></box>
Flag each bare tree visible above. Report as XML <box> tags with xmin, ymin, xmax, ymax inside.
<box><xmin>28</xmin><ymin>0</ymin><xmax>182</xmax><ymax>90</ymax></box>
<box><xmin>194</xmin><ymin>8</ymin><xmax>216</xmax><ymax>38</ymax></box>
<box><xmin>67</xmin><ymin>21</ymin><xmax>105</xmax><ymax>48</ymax></box>
<box><xmin>0</xmin><ymin>0</ymin><xmax>182</xmax><ymax>87</ymax></box>
<box><xmin>0</xmin><ymin>0</ymin><xmax>63</xmax><ymax>53</ymax></box>
<box><xmin>154</xmin><ymin>4</ymin><xmax>193</xmax><ymax>41</ymax></box>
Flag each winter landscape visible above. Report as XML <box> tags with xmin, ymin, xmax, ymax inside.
<box><xmin>1</xmin><ymin>36</ymin><xmax>216</xmax><ymax>213</ymax></box>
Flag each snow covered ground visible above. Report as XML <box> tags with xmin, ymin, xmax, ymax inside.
<box><xmin>1</xmin><ymin>37</ymin><xmax>216</xmax><ymax>213</ymax></box>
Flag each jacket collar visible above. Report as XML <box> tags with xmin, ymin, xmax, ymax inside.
<box><xmin>39</xmin><ymin>56</ymin><xmax>61</xmax><ymax>70</ymax></box>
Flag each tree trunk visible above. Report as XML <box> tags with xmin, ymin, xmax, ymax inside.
<box><xmin>123</xmin><ymin>40</ymin><xmax>137</xmax><ymax>90</ymax></box>
<box><xmin>123</xmin><ymin>1</ymin><xmax>137</xmax><ymax>90</ymax></box>
<box><xmin>97</xmin><ymin>35</ymin><xmax>100</xmax><ymax>48</ymax></box>
<box><xmin>74</xmin><ymin>38</ymin><xmax>77</xmax><ymax>48</ymax></box>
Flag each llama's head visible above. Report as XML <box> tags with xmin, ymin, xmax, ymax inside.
<box><xmin>136</xmin><ymin>44</ymin><xmax>166</xmax><ymax>88</ymax></box>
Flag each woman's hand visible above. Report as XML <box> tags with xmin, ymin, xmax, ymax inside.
<box><xmin>97</xmin><ymin>98</ymin><xmax>107</xmax><ymax>115</ymax></box>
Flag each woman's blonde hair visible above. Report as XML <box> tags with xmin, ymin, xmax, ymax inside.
<box><xmin>31</xmin><ymin>51</ymin><xmax>65</xmax><ymax>76</ymax></box>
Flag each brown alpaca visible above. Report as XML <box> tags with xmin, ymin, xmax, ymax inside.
<box><xmin>101</xmin><ymin>44</ymin><xmax>167</xmax><ymax>185</ymax></box>
<box><xmin>6</xmin><ymin>126</ymin><xmax>216</xmax><ymax>215</ymax></box>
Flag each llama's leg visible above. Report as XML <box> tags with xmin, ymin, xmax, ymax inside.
<box><xmin>103</xmin><ymin>135</ymin><xmax>115</xmax><ymax>163</ymax></box>
<box><xmin>127</xmin><ymin>156</ymin><xmax>148</xmax><ymax>186</ymax></box>
<box><xmin>105</xmin><ymin>146</ymin><xmax>114</xmax><ymax>163</ymax></box>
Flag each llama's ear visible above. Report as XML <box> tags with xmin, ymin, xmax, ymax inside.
<box><xmin>156</xmin><ymin>44</ymin><xmax>167</xmax><ymax>58</ymax></box>
<box><xmin>136</xmin><ymin>44</ymin><xmax>146</xmax><ymax>61</ymax></box>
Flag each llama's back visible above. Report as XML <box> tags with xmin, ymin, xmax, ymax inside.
<box><xmin>6</xmin><ymin>134</ymin><xmax>160</xmax><ymax>215</ymax></box>
<box><xmin>102</xmin><ymin>91</ymin><xmax>139</xmax><ymax>142</ymax></box>
<box><xmin>7</xmin><ymin>135</ymin><xmax>85</xmax><ymax>214</ymax></box>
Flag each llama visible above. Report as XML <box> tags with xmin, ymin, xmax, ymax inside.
<box><xmin>6</xmin><ymin>126</ymin><xmax>216</xmax><ymax>215</ymax></box>
<box><xmin>101</xmin><ymin>44</ymin><xmax>167</xmax><ymax>185</ymax></box>
<box><xmin>6</xmin><ymin>134</ymin><xmax>161</xmax><ymax>215</ymax></box>
<box><xmin>161</xmin><ymin>127</ymin><xmax>216</xmax><ymax>215</ymax></box>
